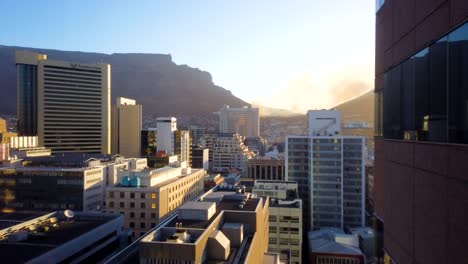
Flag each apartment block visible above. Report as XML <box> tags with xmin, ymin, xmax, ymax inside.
<box><xmin>16</xmin><ymin>51</ymin><xmax>111</xmax><ymax>154</ymax></box>
<box><xmin>200</xmin><ymin>133</ymin><xmax>255</xmax><ymax>174</ymax></box>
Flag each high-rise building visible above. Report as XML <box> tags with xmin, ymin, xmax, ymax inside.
<box><xmin>105</xmin><ymin>165</ymin><xmax>205</xmax><ymax>240</ymax></box>
<box><xmin>286</xmin><ymin>111</ymin><xmax>365</xmax><ymax>231</ymax></box>
<box><xmin>112</xmin><ymin>97</ymin><xmax>142</xmax><ymax>158</ymax></box>
<box><xmin>174</xmin><ymin>130</ymin><xmax>191</xmax><ymax>163</ymax></box>
<box><xmin>244</xmin><ymin>136</ymin><xmax>267</xmax><ymax>156</ymax></box>
<box><xmin>200</xmin><ymin>133</ymin><xmax>255</xmax><ymax>174</ymax></box>
<box><xmin>307</xmin><ymin>110</ymin><xmax>341</xmax><ymax>136</ymax></box>
<box><xmin>191</xmin><ymin>146</ymin><xmax>209</xmax><ymax>170</ymax></box>
<box><xmin>179</xmin><ymin>124</ymin><xmax>205</xmax><ymax>146</ymax></box>
<box><xmin>156</xmin><ymin>117</ymin><xmax>177</xmax><ymax>154</ymax></box>
<box><xmin>374</xmin><ymin>1</ymin><xmax>468</xmax><ymax>263</ymax></box>
<box><xmin>16</xmin><ymin>51</ymin><xmax>111</xmax><ymax>154</ymax></box>
<box><xmin>218</xmin><ymin>105</ymin><xmax>260</xmax><ymax>137</ymax></box>
<box><xmin>141</xmin><ymin>128</ymin><xmax>157</xmax><ymax>156</ymax></box>
<box><xmin>253</xmin><ymin>180</ymin><xmax>303</xmax><ymax>264</ymax></box>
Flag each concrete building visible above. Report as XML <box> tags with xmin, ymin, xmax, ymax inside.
<box><xmin>308</xmin><ymin>228</ymin><xmax>365</xmax><ymax>264</ymax></box>
<box><xmin>0</xmin><ymin>164</ymin><xmax>106</xmax><ymax>211</ymax></box>
<box><xmin>200</xmin><ymin>133</ymin><xmax>255</xmax><ymax>174</ymax></box>
<box><xmin>105</xmin><ymin>165</ymin><xmax>205</xmax><ymax>240</ymax></box>
<box><xmin>253</xmin><ymin>180</ymin><xmax>303</xmax><ymax>264</ymax></box>
<box><xmin>174</xmin><ymin>130</ymin><xmax>191</xmax><ymax>163</ymax></box>
<box><xmin>156</xmin><ymin>117</ymin><xmax>177</xmax><ymax>155</ymax></box>
<box><xmin>138</xmin><ymin>185</ymin><xmax>270</xmax><ymax>264</ymax></box>
<box><xmin>244</xmin><ymin>136</ymin><xmax>267</xmax><ymax>156</ymax></box>
<box><xmin>191</xmin><ymin>146</ymin><xmax>209</xmax><ymax>170</ymax></box>
<box><xmin>248</xmin><ymin>156</ymin><xmax>285</xmax><ymax>181</ymax></box>
<box><xmin>307</xmin><ymin>110</ymin><xmax>340</xmax><ymax>137</ymax></box>
<box><xmin>0</xmin><ymin>143</ymin><xmax>9</xmax><ymax>162</ymax></box>
<box><xmin>0</xmin><ymin>210</ymin><xmax>126</xmax><ymax>264</ymax></box>
<box><xmin>16</xmin><ymin>51</ymin><xmax>111</xmax><ymax>154</ymax></box>
<box><xmin>219</xmin><ymin>105</ymin><xmax>260</xmax><ymax>137</ymax></box>
<box><xmin>141</xmin><ymin>128</ymin><xmax>157</xmax><ymax>157</ymax></box>
<box><xmin>179</xmin><ymin>125</ymin><xmax>205</xmax><ymax>146</ymax></box>
<box><xmin>374</xmin><ymin>1</ymin><xmax>468</xmax><ymax>263</ymax></box>
<box><xmin>112</xmin><ymin>97</ymin><xmax>142</xmax><ymax>158</ymax></box>
<box><xmin>286</xmin><ymin>111</ymin><xmax>365</xmax><ymax>231</ymax></box>
<box><xmin>0</xmin><ymin>118</ymin><xmax>18</xmax><ymax>145</ymax></box>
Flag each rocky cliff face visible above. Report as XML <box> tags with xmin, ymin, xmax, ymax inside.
<box><xmin>0</xmin><ymin>45</ymin><xmax>248</xmax><ymax>115</ymax></box>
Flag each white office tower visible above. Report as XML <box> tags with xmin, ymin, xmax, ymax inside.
<box><xmin>219</xmin><ymin>105</ymin><xmax>260</xmax><ymax>137</ymax></box>
<box><xmin>307</xmin><ymin>110</ymin><xmax>341</xmax><ymax>136</ymax></box>
<box><xmin>112</xmin><ymin>97</ymin><xmax>142</xmax><ymax>158</ymax></box>
<box><xmin>156</xmin><ymin>117</ymin><xmax>177</xmax><ymax>155</ymax></box>
<box><xmin>286</xmin><ymin>111</ymin><xmax>365</xmax><ymax>231</ymax></box>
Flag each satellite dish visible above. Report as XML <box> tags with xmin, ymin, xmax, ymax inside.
<box><xmin>64</xmin><ymin>210</ymin><xmax>75</xmax><ymax>218</ymax></box>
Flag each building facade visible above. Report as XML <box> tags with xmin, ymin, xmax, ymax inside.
<box><xmin>253</xmin><ymin>180</ymin><xmax>303</xmax><ymax>264</ymax></box>
<box><xmin>218</xmin><ymin>105</ymin><xmax>260</xmax><ymax>137</ymax></box>
<box><xmin>200</xmin><ymin>133</ymin><xmax>255</xmax><ymax>174</ymax></box>
<box><xmin>247</xmin><ymin>157</ymin><xmax>285</xmax><ymax>181</ymax></box>
<box><xmin>16</xmin><ymin>51</ymin><xmax>111</xmax><ymax>154</ymax></box>
<box><xmin>191</xmin><ymin>146</ymin><xmax>209</xmax><ymax>170</ymax></box>
<box><xmin>112</xmin><ymin>97</ymin><xmax>142</xmax><ymax>158</ymax></box>
<box><xmin>174</xmin><ymin>130</ymin><xmax>191</xmax><ymax>163</ymax></box>
<box><xmin>105</xmin><ymin>166</ymin><xmax>205</xmax><ymax>239</ymax></box>
<box><xmin>286</xmin><ymin>135</ymin><xmax>365</xmax><ymax>231</ymax></box>
<box><xmin>374</xmin><ymin>1</ymin><xmax>468</xmax><ymax>263</ymax></box>
<box><xmin>156</xmin><ymin>117</ymin><xmax>177</xmax><ymax>155</ymax></box>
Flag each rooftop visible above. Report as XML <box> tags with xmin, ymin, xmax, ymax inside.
<box><xmin>0</xmin><ymin>211</ymin><xmax>120</xmax><ymax>264</ymax></box>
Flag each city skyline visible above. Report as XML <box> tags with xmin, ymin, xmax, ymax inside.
<box><xmin>0</xmin><ymin>0</ymin><xmax>375</xmax><ymax>113</ymax></box>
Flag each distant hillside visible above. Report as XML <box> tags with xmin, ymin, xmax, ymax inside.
<box><xmin>332</xmin><ymin>90</ymin><xmax>374</xmax><ymax>125</ymax></box>
<box><xmin>0</xmin><ymin>45</ymin><xmax>248</xmax><ymax>115</ymax></box>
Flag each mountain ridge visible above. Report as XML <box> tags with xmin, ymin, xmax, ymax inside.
<box><xmin>0</xmin><ymin>45</ymin><xmax>248</xmax><ymax>115</ymax></box>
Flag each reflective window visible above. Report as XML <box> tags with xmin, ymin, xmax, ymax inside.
<box><xmin>376</xmin><ymin>0</ymin><xmax>385</xmax><ymax>12</ymax></box>
<box><xmin>381</xmin><ymin>22</ymin><xmax>468</xmax><ymax>143</ymax></box>
<box><xmin>448</xmin><ymin>23</ymin><xmax>468</xmax><ymax>143</ymax></box>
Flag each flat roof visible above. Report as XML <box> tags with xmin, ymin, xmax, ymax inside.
<box><xmin>0</xmin><ymin>212</ymin><xmax>119</xmax><ymax>264</ymax></box>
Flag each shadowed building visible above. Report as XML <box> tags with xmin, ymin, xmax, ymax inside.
<box><xmin>374</xmin><ymin>1</ymin><xmax>468</xmax><ymax>263</ymax></box>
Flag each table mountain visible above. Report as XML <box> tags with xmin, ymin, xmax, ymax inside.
<box><xmin>0</xmin><ymin>45</ymin><xmax>248</xmax><ymax>115</ymax></box>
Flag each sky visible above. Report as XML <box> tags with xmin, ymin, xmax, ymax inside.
<box><xmin>0</xmin><ymin>0</ymin><xmax>376</xmax><ymax>113</ymax></box>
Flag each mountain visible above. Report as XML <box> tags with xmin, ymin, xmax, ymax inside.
<box><xmin>332</xmin><ymin>90</ymin><xmax>374</xmax><ymax>125</ymax></box>
<box><xmin>0</xmin><ymin>45</ymin><xmax>248</xmax><ymax>115</ymax></box>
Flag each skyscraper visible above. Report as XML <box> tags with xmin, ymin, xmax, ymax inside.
<box><xmin>286</xmin><ymin>111</ymin><xmax>365</xmax><ymax>231</ymax></box>
<box><xmin>374</xmin><ymin>1</ymin><xmax>468</xmax><ymax>263</ymax></box>
<box><xmin>218</xmin><ymin>105</ymin><xmax>260</xmax><ymax>137</ymax></box>
<box><xmin>112</xmin><ymin>97</ymin><xmax>142</xmax><ymax>158</ymax></box>
<box><xmin>156</xmin><ymin>117</ymin><xmax>177</xmax><ymax>154</ymax></box>
<box><xmin>16</xmin><ymin>51</ymin><xmax>111</xmax><ymax>154</ymax></box>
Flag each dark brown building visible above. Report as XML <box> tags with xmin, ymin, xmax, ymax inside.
<box><xmin>375</xmin><ymin>1</ymin><xmax>468</xmax><ymax>264</ymax></box>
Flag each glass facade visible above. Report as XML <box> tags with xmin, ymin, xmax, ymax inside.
<box><xmin>376</xmin><ymin>0</ymin><xmax>385</xmax><ymax>12</ymax></box>
<box><xmin>379</xmin><ymin>22</ymin><xmax>468</xmax><ymax>144</ymax></box>
<box><xmin>17</xmin><ymin>64</ymin><xmax>38</xmax><ymax>136</ymax></box>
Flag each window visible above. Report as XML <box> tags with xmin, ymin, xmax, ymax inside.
<box><xmin>141</xmin><ymin>193</ymin><xmax>145</xmax><ymax>199</ymax></box>
<box><xmin>151</xmin><ymin>213</ymin><xmax>156</xmax><ymax>218</ymax></box>
<box><xmin>120</xmin><ymin>192</ymin><xmax>125</xmax><ymax>198</ymax></box>
<box><xmin>381</xmin><ymin>22</ymin><xmax>468</xmax><ymax>143</ymax></box>
<box><xmin>140</xmin><ymin>222</ymin><xmax>146</xmax><ymax>228</ymax></box>
<box><xmin>130</xmin><ymin>212</ymin><xmax>135</xmax><ymax>218</ymax></box>
<box><xmin>129</xmin><ymin>222</ymin><xmax>135</xmax><ymax>228</ymax></box>
<box><xmin>151</xmin><ymin>222</ymin><xmax>156</xmax><ymax>228</ymax></box>
<box><xmin>376</xmin><ymin>0</ymin><xmax>385</xmax><ymax>12</ymax></box>
<box><xmin>141</xmin><ymin>202</ymin><xmax>145</xmax><ymax>209</ymax></box>
<box><xmin>130</xmin><ymin>192</ymin><xmax>135</xmax><ymax>199</ymax></box>
<box><xmin>109</xmin><ymin>191</ymin><xmax>114</xmax><ymax>198</ymax></box>
<box><xmin>109</xmin><ymin>201</ymin><xmax>114</xmax><ymax>208</ymax></box>
<box><xmin>130</xmin><ymin>202</ymin><xmax>135</xmax><ymax>208</ymax></box>
<box><xmin>140</xmin><ymin>212</ymin><xmax>145</xmax><ymax>218</ymax></box>
<box><xmin>448</xmin><ymin>22</ymin><xmax>468</xmax><ymax>143</ymax></box>
<box><xmin>151</xmin><ymin>193</ymin><xmax>156</xmax><ymax>199</ymax></box>
<box><xmin>119</xmin><ymin>202</ymin><xmax>124</xmax><ymax>208</ymax></box>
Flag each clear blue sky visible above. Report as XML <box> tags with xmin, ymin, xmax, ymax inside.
<box><xmin>0</xmin><ymin>0</ymin><xmax>375</xmax><ymax>112</ymax></box>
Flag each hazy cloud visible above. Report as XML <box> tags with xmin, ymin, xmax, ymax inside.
<box><xmin>253</xmin><ymin>64</ymin><xmax>373</xmax><ymax>114</ymax></box>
